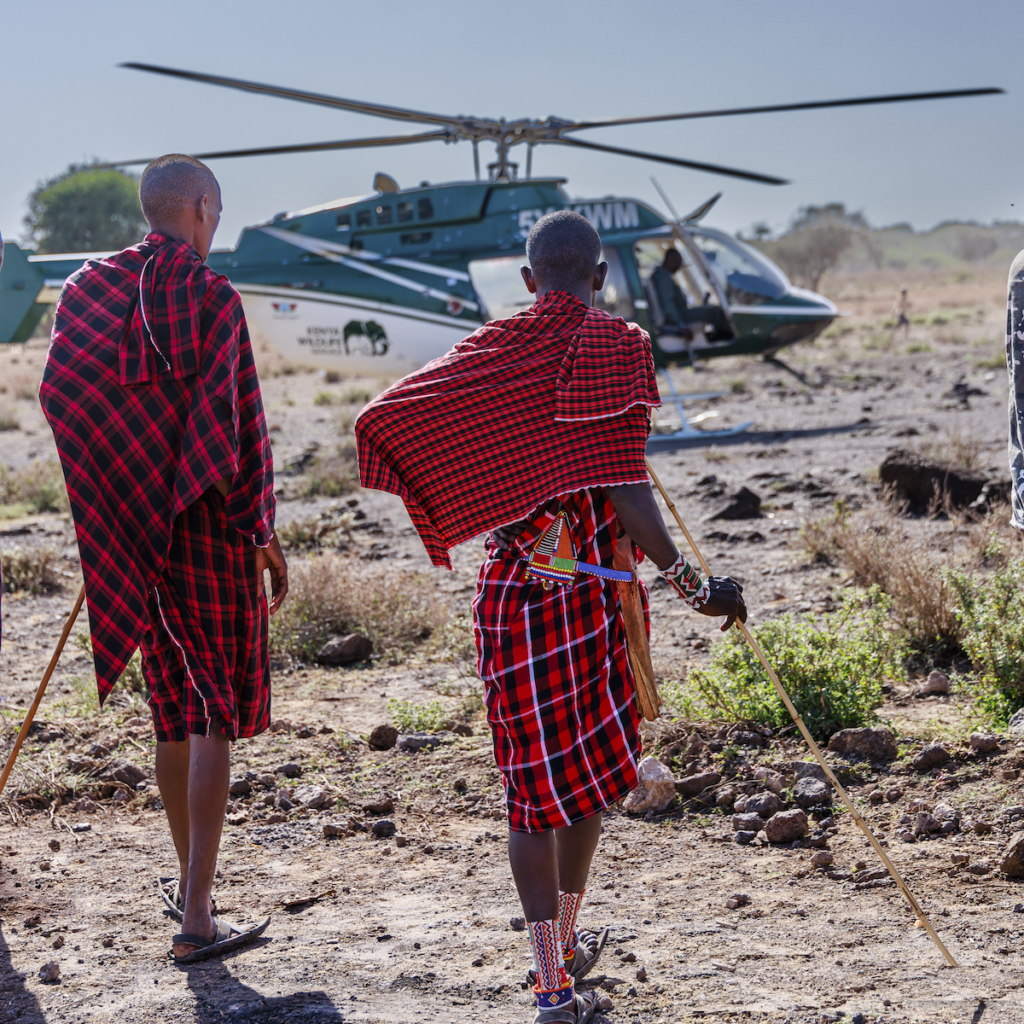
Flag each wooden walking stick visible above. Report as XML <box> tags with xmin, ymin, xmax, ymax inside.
<box><xmin>0</xmin><ymin>584</ymin><xmax>86</xmax><ymax>800</ymax></box>
<box><xmin>645</xmin><ymin>459</ymin><xmax>958</xmax><ymax>968</ymax></box>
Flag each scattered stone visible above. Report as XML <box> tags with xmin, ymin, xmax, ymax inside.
<box><xmin>794</xmin><ymin>777</ymin><xmax>831</xmax><ymax>810</ymax></box>
<box><xmin>968</xmin><ymin>860</ymin><xmax>993</xmax><ymax>876</ymax></box>
<box><xmin>367</xmin><ymin>724</ymin><xmax>399</xmax><ymax>751</ymax></box>
<box><xmin>914</xmin><ymin>670</ymin><xmax>950</xmax><ymax>697</ymax></box>
<box><xmin>707</xmin><ymin>486</ymin><xmax>762</xmax><ymax>521</ymax></box>
<box><xmin>394</xmin><ymin>835</ymin><xmax>408</xmax><ymax>848</ymax></box>
<box><xmin>898</xmin><ymin>831</ymin><xmax>916</xmax><ymax>843</ymax></box>
<box><xmin>101</xmin><ymin>936</ymin><xmax>114</xmax><ymax>948</ymax></box>
<box><xmin>967</xmin><ymin>819</ymin><xmax>994</xmax><ymax>834</ymax></box>
<box><xmin>104</xmin><ymin>759</ymin><xmax>147</xmax><ymax>788</ymax></box>
<box><xmin>950</xmin><ymin>853</ymin><xmax>970</xmax><ymax>867</ymax></box>
<box><xmin>623</xmin><ymin>757</ymin><xmax>677</xmax><ymax>814</ymax></box>
<box><xmin>885</xmin><ymin>787</ymin><xmax>903</xmax><ymax>803</ymax></box>
<box><xmin>266</xmin><ymin>812</ymin><xmax>288</xmax><ymax>824</ymax></box>
<box><xmin>725</xmin><ymin>894</ymin><xmax>750</xmax><ymax>910</ymax></box>
<box><xmin>811</xmin><ymin>851</ymin><xmax>834</xmax><ymax>869</ymax></box>
<box><xmin>229</xmin><ymin>777</ymin><xmax>252</xmax><ymax>797</ymax></box>
<box><xmin>999</xmin><ymin>832</ymin><xmax>1024</xmax><ymax>877</ymax></box>
<box><xmin>67</xmin><ymin>754</ymin><xmax>98</xmax><ymax>775</ymax></box>
<box><xmin>295</xmin><ymin>725</ymin><xmax>317</xmax><ymax>739</ymax></box>
<box><xmin>48</xmin><ymin>839</ymin><xmax>60</xmax><ymax>853</ymax></box>
<box><xmin>52</xmin><ymin>936</ymin><xmax>64</xmax><ymax>950</ymax></box>
<box><xmin>868</xmin><ymin>789</ymin><xmax>884</xmax><ymax>804</ymax></box>
<box><xmin>674</xmin><ymin>770</ymin><xmax>722</xmax><ymax>797</ymax></box>
<box><xmin>732</xmin><ymin>796</ymin><xmax>749</xmax><ymax>813</ymax></box>
<box><xmin>914</xmin><ymin>812</ymin><xmax>942</xmax><ymax>836</ymax></box>
<box><xmin>371</xmin><ymin>819</ymin><xmax>397</xmax><ymax>839</ymax></box>
<box><xmin>257</xmin><ymin>773</ymin><xmax>276</xmax><ymax>787</ymax></box>
<box><xmin>745</xmin><ymin>792</ymin><xmax>783</xmax><ymax>818</ymax></box>
<box><xmin>510</xmin><ymin>917</ymin><xmax>526</xmax><ymax>931</ymax></box>
<box><xmin>1009</xmin><ymin>707</ymin><xmax>1024</xmax><ymax>738</ymax></box>
<box><xmin>636</xmin><ymin>966</ymin><xmax>648</xmax><ymax>982</ymax></box>
<box><xmin>71</xmin><ymin>823</ymin><xmax>91</xmax><ymax>833</ymax></box>
<box><xmin>226</xmin><ymin>813</ymin><xmax>248</xmax><ymax>826</ymax></box>
<box><xmin>292</xmin><ymin>785</ymin><xmax>333</xmax><ymax>809</ymax></box>
<box><xmin>732</xmin><ymin>812</ymin><xmax>764</xmax><ymax>833</ymax></box>
<box><xmin>733</xmin><ymin>831</ymin><xmax>758</xmax><ymax>845</ymax></box>
<box><xmin>315</xmin><ymin>633</ymin><xmax>373</xmax><ymax>666</ymax></box>
<box><xmin>752</xmin><ymin>767</ymin><xmax>784</xmax><ymax>794</ymax></box>
<box><xmin>827</xmin><ymin>727</ymin><xmax>898</xmax><ymax>760</ymax></box>
<box><xmin>362</xmin><ymin>795</ymin><xmax>395</xmax><ymax>815</ymax></box>
<box><xmin>597</xmin><ymin>995</ymin><xmax>615</xmax><ymax>1011</ymax></box>
<box><xmin>38</xmin><ymin>961</ymin><xmax>60</xmax><ymax>983</ymax></box>
<box><xmin>913</xmin><ymin>744</ymin><xmax>951</xmax><ymax>772</ymax></box>
<box><xmin>621</xmin><ymin>952</ymin><xmax>637</xmax><ymax>963</ymax></box>
<box><xmin>970</xmin><ymin>732</ymin><xmax>1000</xmax><ymax>754</ymax></box>
<box><xmin>730</xmin><ymin>730</ymin><xmax>766</xmax><ymax>748</ymax></box>
<box><xmin>879</xmin><ymin>450</ymin><xmax>990</xmax><ymax>513</ymax></box>
<box><xmin>322</xmin><ymin>822</ymin><xmax>349</xmax><ymax>838</ymax></box>
<box><xmin>715</xmin><ymin>786</ymin><xmax>737</xmax><ymax>809</ymax></box>
<box><xmin>471</xmin><ymin>956</ymin><xmax>484</xmax><ymax>967</ymax></box>
<box><xmin>765</xmin><ymin>808</ymin><xmax>809</xmax><ymax>843</ymax></box>
<box><xmin>275</xmin><ymin>763</ymin><xmax>303</xmax><ymax>779</ymax></box>
<box><xmin>398</xmin><ymin>733</ymin><xmax>441</xmax><ymax>753</ymax></box>
<box><xmin>792</xmin><ymin>761</ymin><xmax>829</xmax><ymax>784</ymax></box>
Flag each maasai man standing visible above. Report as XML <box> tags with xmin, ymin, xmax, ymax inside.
<box><xmin>356</xmin><ymin>211</ymin><xmax>746</xmax><ymax>1023</ymax></box>
<box><xmin>40</xmin><ymin>155</ymin><xmax>288</xmax><ymax>963</ymax></box>
<box><xmin>1007</xmin><ymin>248</ymin><xmax>1024</xmax><ymax>536</ymax></box>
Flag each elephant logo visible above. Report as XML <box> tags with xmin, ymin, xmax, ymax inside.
<box><xmin>343</xmin><ymin>320</ymin><xmax>389</xmax><ymax>356</ymax></box>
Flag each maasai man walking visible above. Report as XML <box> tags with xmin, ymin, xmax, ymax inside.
<box><xmin>357</xmin><ymin>211</ymin><xmax>746</xmax><ymax>1023</ymax></box>
<box><xmin>40</xmin><ymin>155</ymin><xmax>288</xmax><ymax>963</ymax></box>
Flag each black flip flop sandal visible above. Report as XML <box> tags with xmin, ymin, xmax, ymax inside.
<box><xmin>527</xmin><ymin>926</ymin><xmax>610</xmax><ymax>986</ymax></box>
<box><xmin>533</xmin><ymin>990</ymin><xmax>599</xmax><ymax>1024</ymax></box>
<box><xmin>170</xmin><ymin>915</ymin><xmax>270</xmax><ymax>964</ymax></box>
<box><xmin>159</xmin><ymin>877</ymin><xmax>217</xmax><ymax>922</ymax></box>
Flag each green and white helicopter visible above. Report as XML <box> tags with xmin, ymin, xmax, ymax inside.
<box><xmin>0</xmin><ymin>65</ymin><xmax>1001</xmax><ymax>437</ymax></box>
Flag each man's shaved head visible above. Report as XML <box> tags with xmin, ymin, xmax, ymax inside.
<box><xmin>140</xmin><ymin>154</ymin><xmax>219</xmax><ymax>226</ymax></box>
<box><xmin>525</xmin><ymin>211</ymin><xmax>602</xmax><ymax>291</ymax></box>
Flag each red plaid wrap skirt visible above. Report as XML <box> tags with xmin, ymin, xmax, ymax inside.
<box><xmin>473</xmin><ymin>489</ymin><xmax>644</xmax><ymax>832</ymax></box>
<box><xmin>142</xmin><ymin>491</ymin><xmax>270</xmax><ymax>742</ymax></box>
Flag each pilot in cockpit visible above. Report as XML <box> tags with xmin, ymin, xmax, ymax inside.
<box><xmin>649</xmin><ymin>248</ymin><xmax>733</xmax><ymax>344</ymax></box>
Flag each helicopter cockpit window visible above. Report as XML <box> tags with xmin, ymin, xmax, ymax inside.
<box><xmin>356</xmin><ymin>209</ymin><xmax>372</xmax><ymax>228</ymax></box>
<box><xmin>633</xmin><ymin>239</ymin><xmax>705</xmax><ymax>319</ymax></box>
<box><xmin>397</xmin><ymin>201</ymin><xmax>414</xmax><ymax>223</ymax></box>
<box><xmin>336</xmin><ymin>213</ymin><xmax>351</xmax><ymax>232</ymax></box>
<box><xmin>689</xmin><ymin>229</ymin><xmax>789</xmax><ymax>307</ymax></box>
<box><xmin>376</xmin><ymin>204</ymin><xmax>393</xmax><ymax>225</ymax></box>
<box><xmin>593</xmin><ymin>247</ymin><xmax>634</xmax><ymax>321</ymax></box>
<box><xmin>418</xmin><ymin>198</ymin><xmax>434</xmax><ymax>220</ymax></box>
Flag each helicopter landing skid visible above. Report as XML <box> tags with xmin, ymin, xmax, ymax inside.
<box><xmin>655</xmin><ymin>370</ymin><xmax>752</xmax><ymax>441</ymax></box>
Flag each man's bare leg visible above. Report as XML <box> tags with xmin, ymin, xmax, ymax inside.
<box><xmin>156</xmin><ymin>732</ymin><xmax>231</xmax><ymax>956</ymax></box>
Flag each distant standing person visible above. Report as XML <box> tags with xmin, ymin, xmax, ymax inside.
<box><xmin>1006</xmin><ymin>249</ymin><xmax>1024</xmax><ymax>537</ymax></box>
<box><xmin>891</xmin><ymin>286</ymin><xmax>911</xmax><ymax>342</ymax></box>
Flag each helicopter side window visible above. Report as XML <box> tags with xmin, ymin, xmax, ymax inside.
<box><xmin>689</xmin><ymin>230</ymin><xmax>788</xmax><ymax>306</ymax></box>
<box><xmin>336</xmin><ymin>213</ymin><xmax>351</xmax><ymax>232</ymax></box>
<box><xmin>468</xmin><ymin>255</ymin><xmax>533</xmax><ymax>322</ymax></box>
<box><xmin>397</xmin><ymin>201</ymin><xmax>414</xmax><ymax>223</ymax></box>
<box><xmin>593</xmin><ymin>247</ymin><xmax>635</xmax><ymax>321</ymax></box>
<box><xmin>633</xmin><ymin>239</ymin><xmax>703</xmax><ymax>319</ymax></box>
<box><xmin>356</xmin><ymin>210</ymin><xmax>372</xmax><ymax>228</ymax></box>
<box><xmin>418</xmin><ymin>198</ymin><xmax>434</xmax><ymax>220</ymax></box>
<box><xmin>376</xmin><ymin>204</ymin><xmax>393</xmax><ymax>225</ymax></box>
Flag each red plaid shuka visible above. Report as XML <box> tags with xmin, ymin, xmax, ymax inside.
<box><xmin>355</xmin><ymin>290</ymin><xmax>661</xmax><ymax>567</ymax></box>
<box><xmin>474</xmin><ymin>489</ymin><xmax>645</xmax><ymax>832</ymax></box>
<box><xmin>40</xmin><ymin>233</ymin><xmax>275</xmax><ymax>705</ymax></box>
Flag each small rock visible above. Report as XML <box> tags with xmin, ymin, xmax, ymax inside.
<box><xmin>367</xmin><ymin>724</ymin><xmax>399</xmax><ymax>751</ymax></box>
<box><xmin>967</xmin><ymin>819</ymin><xmax>994</xmax><ymax>834</ymax></box>
<box><xmin>792</xmin><ymin>761</ymin><xmax>830</xmax><ymax>784</ymax></box>
<box><xmin>322</xmin><ymin>822</ymin><xmax>349</xmax><ymax>838</ymax></box>
<box><xmin>753</xmin><ymin>767</ymin><xmax>784</xmax><ymax>794</ymax></box>
<box><xmin>725</xmin><ymin>894</ymin><xmax>750</xmax><ymax>910</ymax></box>
<box><xmin>745</xmin><ymin>792</ymin><xmax>783</xmax><ymax>818</ymax></box>
<box><xmin>48</xmin><ymin>839</ymin><xmax>60</xmax><ymax>853</ymax></box>
<box><xmin>1000</xmin><ymin>831</ymin><xmax>1024</xmax><ymax>877</ymax></box>
<box><xmin>275</xmin><ymin>763</ymin><xmax>303</xmax><ymax>779</ymax></box>
<box><xmin>898</xmin><ymin>831</ymin><xmax>917</xmax><ymax>843</ymax></box>
<box><xmin>827</xmin><ymin>727</ymin><xmax>898</xmax><ymax>760</ymax></box>
<box><xmin>636</xmin><ymin>966</ymin><xmax>648</xmax><ymax>982</ymax></box>
<box><xmin>913</xmin><ymin>744</ymin><xmax>951</xmax><ymax>772</ymax></box>
<box><xmin>229</xmin><ymin>777</ymin><xmax>252</xmax><ymax>797</ymax></box>
<box><xmin>315</xmin><ymin>633</ymin><xmax>373</xmax><ymax>666</ymax></box>
<box><xmin>765</xmin><ymin>808</ymin><xmax>809</xmax><ymax>843</ymax></box>
<box><xmin>950</xmin><ymin>853</ymin><xmax>970</xmax><ymax>867</ymax></box>
<box><xmin>732</xmin><ymin>812</ymin><xmax>764</xmax><ymax>832</ymax></box>
<box><xmin>292</xmin><ymin>785</ymin><xmax>333</xmax><ymax>809</ymax></box>
<box><xmin>885</xmin><ymin>787</ymin><xmax>903</xmax><ymax>803</ymax></box>
<box><xmin>621</xmin><ymin>952</ymin><xmax>637</xmax><ymax>963</ymax></box>
<box><xmin>914</xmin><ymin>670</ymin><xmax>950</xmax><ymax>697</ymax></box>
<box><xmin>970</xmin><ymin>732</ymin><xmax>1000</xmax><ymax>754</ymax></box>
<box><xmin>38</xmin><ymin>961</ymin><xmax>60</xmax><ymax>983</ymax></box>
<box><xmin>968</xmin><ymin>860</ymin><xmax>993</xmax><ymax>876</ymax></box>
<box><xmin>257</xmin><ymin>772</ymin><xmax>276</xmax><ymax>787</ymax></box>
<box><xmin>362</xmin><ymin>795</ymin><xmax>395</xmax><ymax>815</ymax></box>
<box><xmin>707</xmin><ymin>486</ymin><xmax>762</xmax><ymax>521</ymax></box>
<box><xmin>733</xmin><ymin>831</ymin><xmax>758</xmax><ymax>845</ymax></box>
<box><xmin>397</xmin><ymin>733</ymin><xmax>441</xmax><ymax>753</ymax></box>
<box><xmin>597</xmin><ymin>995</ymin><xmax>615</xmax><ymax>1011</ymax></box>
<box><xmin>394</xmin><ymin>835</ymin><xmax>408</xmax><ymax>848</ymax></box>
<box><xmin>1009</xmin><ymin>707</ymin><xmax>1024</xmax><ymax>737</ymax></box>
<box><xmin>226</xmin><ymin>813</ymin><xmax>248</xmax><ymax>826</ymax></box>
<box><xmin>794</xmin><ymin>777</ymin><xmax>831</xmax><ymax>810</ymax></box>
<box><xmin>101</xmin><ymin>936</ymin><xmax>114</xmax><ymax>948</ymax></box>
<box><xmin>510</xmin><ymin>917</ymin><xmax>526</xmax><ymax>931</ymax></box>
<box><xmin>295</xmin><ymin>725</ymin><xmax>317</xmax><ymax>739</ymax></box>
<box><xmin>371</xmin><ymin>819</ymin><xmax>397</xmax><ymax>839</ymax></box>
<box><xmin>266</xmin><ymin>812</ymin><xmax>287</xmax><ymax>824</ymax></box>
<box><xmin>52</xmin><ymin>936</ymin><xmax>64</xmax><ymax>949</ymax></box>
<box><xmin>868</xmin><ymin>789</ymin><xmax>884</xmax><ymax>804</ymax></box>
<box><xmin>674</xmin><ymin>770</ymin><xmax>722</xmax><ymax>798</ymax></box>
<box><xmin>104</xmin><ymin>759</ymin><xmax>147</xmax><ymax>788</ymax></box>
<box><xmin>811</xmin><ymin>851</ymin><xmax>834</xmax><ymax>869</ymax></box>
<box><xmin>733</xmin><ymin>795</ymin><xmax>749</xmax><ymax>813</ymax></box>
<box><xmin>623</xmin><ymin>757</ymin><xmax>677</xmax><ymax>814</ymax></box>
<box><xmin>66</xmin><ymin>754</ymin><xmax>98</xmax><ymax>775</ymax></box>
<box><xmin>627</xmin><ymin>986</ymin><xmax>637</xmax><ymax>997</ymax></box>
<box><xmin>471</xmin><ymin>957</ymin><xmax>484</xmax><ymax>967</ymax></box>
<box><xmin>730</xmin><ymin>730</ymin><xmax>766</xmax><ymax>748</ymax></box>
<box><xmin>914</xmin><ymin>812</ymin><xmax>942</xmax><ymax>835</ymax></box>
<box><xmin>715</xmin><ymin>786</ymin><xmax>737</xmax><ymax>809</ymax></box>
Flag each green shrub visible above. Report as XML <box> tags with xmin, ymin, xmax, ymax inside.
<box><xmin>1</xmin><ymin>546</ymin><xmax>64</xmax><ymax>594</ymax></box>
<box><xmin>678</xmin><ymin>589</ymin><xmax>904</xmax><ymax>741</ymax></box>
<box><xmin>387</xmin><ymin>698</ymin><xmax>447</xmax><ymax>733</ymax></box>
<box><xmin>0</xmin><ymin>459</ymin><xmax>69</xmax><ymax>514</ymax></box>
<box><xmin>947</xmin><ymin>559</ymin><xmax>1024</xmax><ymax>722</ymax></box>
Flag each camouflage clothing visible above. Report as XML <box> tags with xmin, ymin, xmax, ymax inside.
<box><xmin>1007</xmin><ymin>249</ymin><xmax>1024</xmax><ymax>530</ymax></box>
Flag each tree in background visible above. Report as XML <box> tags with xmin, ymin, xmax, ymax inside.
<box><xmin>23</xmin><ymin>163</ymin><xmax>146</xmax><ymax>254</ymax></box>
<box><xmin>765</xmin><ymin>203</ymin><xmax>869</xmax><ymax>291</ymax></box>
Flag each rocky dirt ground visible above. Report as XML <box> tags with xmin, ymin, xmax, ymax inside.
<box><xmin>2</xmin><ymin>266</ymin><xmax>1024</xmax><ymax>1023</ymax></box>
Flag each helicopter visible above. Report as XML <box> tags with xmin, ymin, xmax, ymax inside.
<box><xmin>0</xmin><ymin>66</ymin><xmax>1002</xmax><ymax>437</ymax></box>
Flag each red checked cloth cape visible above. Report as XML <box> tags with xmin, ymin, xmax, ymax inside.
<box><xmin>355</xmin><ymin>290</ymin><xmax>661</xmax><ymax>566</ymax></box>
<box><xmin>41</xmin><ymin>233</ymin><xmax>275</xmax><ymax>704</ymax></box>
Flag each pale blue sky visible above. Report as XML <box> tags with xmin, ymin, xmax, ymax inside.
<box><xmin>2</xmin><ymin>0</ymin><xmax>1020</xmax><ymax>248</ymax></box>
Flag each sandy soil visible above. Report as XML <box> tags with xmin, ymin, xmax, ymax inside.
<box><xmin>2</xmin><ymin>267</ymin><xmax>1024</xmax><ymax>1024</ymax></box>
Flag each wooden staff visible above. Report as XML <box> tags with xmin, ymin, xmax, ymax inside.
<box><xmin>0</xmin><ymin>584</ymin><xmax>86</xmax><ymax>800</ymax></box>
<box><xmin>645</xmin><ymin>458</ymin><xmax>958</xmax><ymax>968</ymax></box>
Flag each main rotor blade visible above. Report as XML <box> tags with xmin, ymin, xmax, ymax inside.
<box><xmin>568</xmin><ymin>86</ymin><xmax>1005</xmax><ymax>130</ymax></box>
<box><xmin>95</xmin><ymin>130</ymin><xmax>454</xmax><ymax>167</ymax></box>
<box><xmin>552</xmin><ymin>137</ymin><xmax>788</xmax><ymax>185</ymax></box>
<box><xmin>121</xmin><ymin>62</ymin><xmax>462</xmax><ymax>128</ymax></box>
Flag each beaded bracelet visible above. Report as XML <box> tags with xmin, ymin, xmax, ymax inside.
<box><xmin>661</xmin><ymin>554</ymin><xmax>710</xmax><ymax>610</ymax></box>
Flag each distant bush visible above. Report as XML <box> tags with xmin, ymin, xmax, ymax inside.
<box><xmin>1</xmin><ymin>546</ymin><xmax>64</xmax><ymax>594</ymax></box>
<box><xmin>947</xmin><ymin>559</ymin><xmax>1024</xmax><ymax>723</ymax></box>
<box><xmin>677</xmin><ymin>589</ymin><xmax>904</xmax><ymax>741</ymax></box>
<box><xmin>0</xmin><ymin>459</ymin><xmax>69</xmax><ymax>514</ymax></box>
<box><xmin>387</xmin><ymin>698</ymin><xmax>447</xmax><ymax>733</ymax></box>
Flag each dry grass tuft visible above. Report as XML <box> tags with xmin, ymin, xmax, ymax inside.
<box><xmin>0</xmin><ymin>458</ymin><xmax>70</xmax><ymax>514</ymax></box>
<box><xmin>0</xmin><ymin>406</ymin><xmax>19</xmax><ymax>431</ymax></box>
<box><xmin>298</xmin><ymin>444</ymin><xmax>359</xmax><ymax>498</ymax></box>
<box><xmin>1</xmin><ymin>546</ymin><xmax>65</xmax><ymax>594</ymax></box>
<box><xmin>270</xmin><ymin>552</ymin><xmax>450</xmax><ymax>661</ymax></box>
<box><xmin>915</xmin><ymin>422</ymin><xmax>982</xmax><ymax>472</ymax></box>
